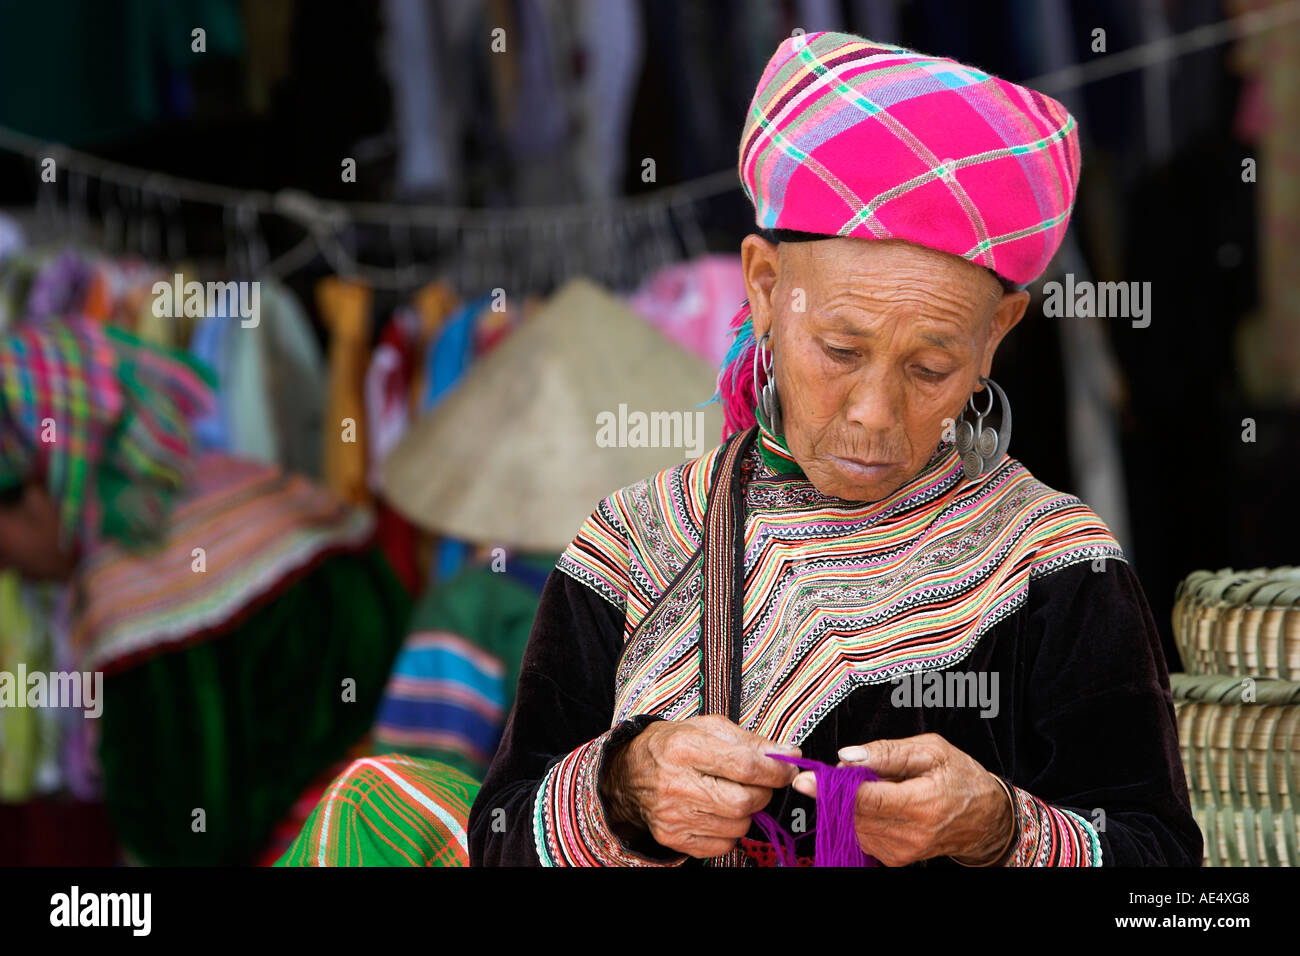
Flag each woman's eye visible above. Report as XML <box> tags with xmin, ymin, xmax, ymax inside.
<box><xmin>915</xmin><ymin>366</ymin><xmax>949</xmax><ymax>381</ymax></box>
<box><xmin>824</xmin><ymin>344</ymin><xmax>856</xmax><ymax>361</ymax></box>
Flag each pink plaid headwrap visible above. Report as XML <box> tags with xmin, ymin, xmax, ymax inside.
<box><xmin>741</xmin><ymin>31</ymin><xmax>1081</xmax><ymax>285</ymax></box>
<box><xmin>716</xmin><ymin>32</ymin><xmax>1082</xmax><ymax>437</ymax></box>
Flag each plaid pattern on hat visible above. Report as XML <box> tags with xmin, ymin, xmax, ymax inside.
<box><xmin>0</xmin><ymin>318</ymin><xmax>215</xmax><ymax>548</ymax></box>
<box><xmin>740</xmin><ymin>32</ymin><xmax>1081</xmax><ymax>285</ymax></box>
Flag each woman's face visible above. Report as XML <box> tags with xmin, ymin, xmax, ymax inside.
<box><xmin>0</xmin><ymin>481</ymin><xmax>78</xmax><ymax>581</ymax></box>
<box><xmin>743</xmin><ymin>236</ymin><xmax>1030</xmax><ymax>502</ymax></box>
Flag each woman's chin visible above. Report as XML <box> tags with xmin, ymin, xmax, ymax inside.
<box><xmin>808</xmin><ymin>459</ymin><xmax>908</xmax><ymax>502</ymax></box>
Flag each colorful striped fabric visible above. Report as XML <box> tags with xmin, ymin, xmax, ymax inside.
<box><xmin>274</xmin><ymin>755</ymin><xmax>479</xmax><ymax>867</ymax></box>
<box><xmin>370</xmin><ymin>555</ymin><xmax>559</xmax><ymax>779</ymax></box>
<box><xmin>373</xmin><ymin>631</ymin><xmax>507</xmax><ymax>770</ymax></box>
<box><xmin>71</xmin><ymin>452</ymin><xmax>374</xmax><ymax>674</ymax></box>
<box><xmin>0</xmin><ymin>318</ymin><xmax>215</xmax><ymax>548</ymax></box>
<box><xmin>534</xmin><ymin>727</ymin><xmax>685</xmax><ymax>867</ymax></box>
<box><xmin>1009</xmin><ymin>786</ymin><xmax>1102</xmax><ymax>866</ymax></box>
<box><xmin>741</xmin><ymin>31</ymin><xmax>1081</xmax><ymax>286</ymax></box>
<box><xmin>256</xmin><ymin>743</ymin><xmax>374</xmax><ymax>867</ymax></box>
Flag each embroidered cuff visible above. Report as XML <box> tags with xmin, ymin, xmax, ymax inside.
<box><xmin>1005</xmin><ymin>784</ymin><xmax>1103</xmax><ymax>867</ymax></box>
<box><xmin>532</xmin><ymin>716</ymin><xmax>688</xmax><ymax>867</ymax></box>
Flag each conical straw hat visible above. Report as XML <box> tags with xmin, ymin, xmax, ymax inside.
<box><xmin>382</xmin><ymin>278</ymin><xmax>726</xmax><ymax>551</ymax></box>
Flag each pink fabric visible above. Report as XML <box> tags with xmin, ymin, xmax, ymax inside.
<box><xmin>626</xmin><ymin>255</ymin><xmax>747</xmax><ymax>366</ymax></box>
<box><xmin>740</xmin><ymin>32</ymin><xmax>1082</xmax><ymax>285</ymax></box>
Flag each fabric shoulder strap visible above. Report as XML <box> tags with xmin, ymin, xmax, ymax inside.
<box><xmin>699</xmin><ymin>424</ymin><xmax>759</xmax><ymax>723</ymax></box>
<box><xmin>699</xmin><ymin>424</ymin><xmax>759</xmax><ymax>869</ymax></box>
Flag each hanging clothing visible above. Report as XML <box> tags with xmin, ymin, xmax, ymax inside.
<box><xmin>318</xmin><ymin>277</ymin><xmax>373</xmax><ymax>506</ymax></box>
<box><xmin>419</xmin><ymin>294</ymin><xmax>491</xmax><ymax>584</ymax></box>
<box><xmin>261</xmin><ymin>278</ymin><xmax>328</xmax><ymax>479</ymax></box>
<box><xmin>467</xmin><ymin>413</ymin><xmax>1201</xmax><ymax>866</ymax></box>
<box><xmin>409</xmin><ymin>280</ymin><xmax>460</xmax><ymax>414</ymax></box>
<box><xmin>363</xmin><ymin>307</ymin><xmax>423</xmax><ymax>593</ymax></box>
<box><xmin>381</xmin><ymin>0</ymin><xmax>461</xmax><ymax>198</ymax></box>
<box><xmin>0</xmin><ymin>213</ymin><xmax>24</xmax><ymax>269</ymax></box>
<box><xmin>626</xmin><ymin>253</ymin><xmax>746</xmax><ymax>366</ymax></box>
<box><xmin>572</xmin><ymin>0</ymin><xmax>644</xmax><ymax>200</ymax></box>
<box><xmin>189</xmin><ymin>311</ymin><xmax>234</xmax><ymax>453</ymax></box>
<box><xmin>189</xmin><ymin>278</ymin><xmax>326</xmax><ymax>476</ymax></box>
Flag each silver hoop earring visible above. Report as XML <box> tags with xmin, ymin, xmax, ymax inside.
<box><xmin>955</xmin><ymin>376</ymin><xmax>1012</xmax><ymax>479</ymax></box>
<box><xmin>753</xmin><ymin>332</ymin><xmax>783</xmax><ymax>435</ymax></box>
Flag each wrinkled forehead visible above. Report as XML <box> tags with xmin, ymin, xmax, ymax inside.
<box><xmin>775</xmin><ymin>237</ymin><xmax>1005</xmax><ymax>315</ymax></box>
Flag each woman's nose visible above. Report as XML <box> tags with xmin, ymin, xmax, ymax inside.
<box><xmin>843</xmin><ymin>370</ymin><xmax>905</xmax><ymax>431</ymax></box>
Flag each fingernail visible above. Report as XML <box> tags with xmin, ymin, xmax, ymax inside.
<box><xmin>792</xmin><ymin>772</ymin><xmax>815</xmax><ymax>795</ymax></box>
<box><xmin>763</xmin><ymin>743</ymin><xmax>799</xmax><ymax>757</ymax></box>
<box><xmin>838</xmin><ymin>745</ymin><xmax>869</xmax><ymax>762</ymax></box>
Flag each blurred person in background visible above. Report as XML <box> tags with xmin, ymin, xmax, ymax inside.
<box><xmin>0</xmin><ymin>316</ymin><xmax>408</xmax><ymax>865</ymax></box>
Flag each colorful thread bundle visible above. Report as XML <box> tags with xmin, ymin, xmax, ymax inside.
<box><xmin>752</xmin><ymin>754</ymin><xmax>880</xmax><ymax>867</ymax></box>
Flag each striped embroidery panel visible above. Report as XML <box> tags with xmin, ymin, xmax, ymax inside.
<box><xmin>1009</xmin><ymin>786</ymin><xmax>1103</xmax><ymax>867</ymax></box>
<box><xmin>558</xmin><ymin>439</ymin><xmax>1125</xmax><ymax>748</ymax></box>
<box><xmin>556</xmin><ymin>443</ymin><xmax>717</xmax><ymax>623</ymax></box>
<box><xmin>533</xmin><ymin>727</ymin><xmax>687</xmax><ymax>868</ymax></box>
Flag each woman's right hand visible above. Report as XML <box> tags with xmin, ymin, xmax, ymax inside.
<box><xmin>599</xmin><ymin>715</ymin><xmax>801</xmax><ymax>858</ymax></box>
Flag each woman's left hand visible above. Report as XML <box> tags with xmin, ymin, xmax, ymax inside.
<box><xmin>791</xmin><ymin>732</ymin><xmax>1014</xmax><ymax>866</ymax></box>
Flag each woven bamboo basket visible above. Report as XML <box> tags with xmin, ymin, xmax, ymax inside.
<box><xmin>1170</xmin><ymin>673</ymin><xmax>1300</xmax><ymax>865</ymax></box>
<box><xmin>1172</xmin><ymin>567</ymin><xmax>1300</xmax><ymax>679</ymax></box>
<box><xmin>1191</xmin><ymin>802</ymin><xmax>1298</xmax><ymax>868</ymax></box>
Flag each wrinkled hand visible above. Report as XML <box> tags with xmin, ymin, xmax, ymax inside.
<box><xmin>792</xmin><ymin>732</ymin><xmax>1014</xmax><ymax>866</ymax></box>
<box><xmin>601</xmin><ymin>715</ymin><xmax>801</xmax><ymax>858</ymax></box>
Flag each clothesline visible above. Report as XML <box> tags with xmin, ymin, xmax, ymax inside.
<box><xmin>3</xmin><ymin>2</ymin><xmax>1289</xmax><ymax>224</ymax></box>
<box><xmin>2</xmin><ymin>118</ymin><xmax>733</xmax><ymax>289</ymax></box>
<box><xmin>1</xmin><ymin>0</ymin><xmax>1292</xmax><ymax>290</ymax></box>
<box><xmin>0</xmin><ymin>121</ymin><xmax>741</xmax><ymax>228</ymax></box>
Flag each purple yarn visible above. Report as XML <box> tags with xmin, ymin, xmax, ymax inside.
<box><xmin>753</xmin><ymin>754</ymin><xmax>880</xmax><ymax>867</ymax></box>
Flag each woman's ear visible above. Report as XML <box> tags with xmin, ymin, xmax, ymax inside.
<box><xmin>980</xmin><ymin>289</ymin><xmax>1031</xmax><ymax>377</ymax></box>
<box><xmin>741</xmin><ymin>234</ymin><xmax>781</xmax><ymax>339</ymax></box>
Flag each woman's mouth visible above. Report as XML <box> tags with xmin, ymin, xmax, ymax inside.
<box><xmin>829</xmin><ymin>455</ymin><xmax>901</xmax><ymax>481</ymax></box>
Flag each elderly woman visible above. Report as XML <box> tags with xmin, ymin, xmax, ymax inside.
<box><xmin>468</xmin><ymin>32</ymin><xmax>1201</xmax><ymax>867</ymax></box>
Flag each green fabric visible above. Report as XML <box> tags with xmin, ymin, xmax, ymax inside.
<box><xmin>0</xmin><ymin>0</ymin><xmax>244</xmax><ymax>145</ymax></box>
<box><xmin>274</xmin><ymin>755</ymin><xmax>480</xmax><ymax>867</ymax></box>
<box><xmin>371</xmin><ymin>552</ymin><xmax>561</xmax><ymax>780</ymax></box>
<box><xmin>754</xmin><ymin>401</ymin><xmax>805</xmax><ymax>477</ymax></box>
<box><xmin>96</xmin><ymin>547</ymin><xmax>411</xmax><ymax>866</ymax></box>
<box><xmin>0</xmin><ymin>571</ymin><xmax>60</xmax><ymax>801</ymax></box>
